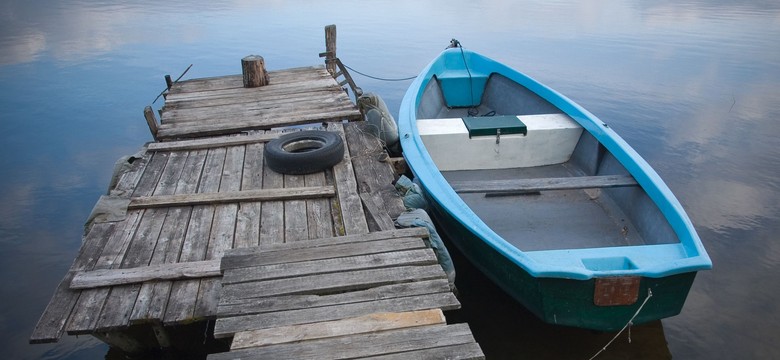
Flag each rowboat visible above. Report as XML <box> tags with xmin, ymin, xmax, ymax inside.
<box><xmin>397</xmin><ymin>43</ymin><xmax>712</xmax><ymax>331</ymax></box>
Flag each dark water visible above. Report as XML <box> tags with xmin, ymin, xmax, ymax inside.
<box><xmin>1</xmin><ymin>0</ymin><xmax>778</xmax><ymax>359</ymax></box>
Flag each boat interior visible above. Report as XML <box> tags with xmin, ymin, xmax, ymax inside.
<box><xmin>416</xmin><ymin>73</ymin><xmax>680</xmax><ymax>251</ymax></box>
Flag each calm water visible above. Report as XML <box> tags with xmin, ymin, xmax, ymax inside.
<box><xmin>1</xmin><ymin>0</ymin><xmax>778</xmax><ymax>359</ymax></box>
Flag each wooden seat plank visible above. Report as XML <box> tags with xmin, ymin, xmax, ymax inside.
<box><xmin>450</xmin><ymin>174</ymin><xmax>638</xmax><ymax>194</ymax></box>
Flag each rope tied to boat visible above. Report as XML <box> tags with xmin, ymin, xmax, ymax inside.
<box><xmin>588</xmin><ymin>288</ymin><xmax>654</xmax><ymax>360</ymax></box>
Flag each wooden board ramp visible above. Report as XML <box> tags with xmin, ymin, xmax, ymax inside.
<box><xmin>208</xmin><ymin>228</ymin><xmax>483</xmax><ymax>360</ymax></box>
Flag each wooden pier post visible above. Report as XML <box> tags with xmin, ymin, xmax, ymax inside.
<box><xmin>324</xmin><ymin>24</ymin><xmax>337</xmax><ymax>75</ymax></box>
<box><xmin>144</xmin><ymin>106</ymin><xmax>159</xmax><ymax>141</ymax></box>
<box><xmin>241</xmin><ymin>55</ymin><xmax>269</xmax><ymax>88</ymax></box>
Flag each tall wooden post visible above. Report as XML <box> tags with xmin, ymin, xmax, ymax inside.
<box><xmin>241</xmin><ymin>55</ymin><xmax>269</xmax><ymax>88</ymax></box>
<box><xmin>324</xmin><ymin>24</ymin><xmax>337</xmax><ymax>75</ymax></box>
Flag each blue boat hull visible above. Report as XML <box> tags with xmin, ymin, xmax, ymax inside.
<box><xmin>398</xmin><ymin>46</ymin><xmax>711</xmax><ymax>331</ymax></box>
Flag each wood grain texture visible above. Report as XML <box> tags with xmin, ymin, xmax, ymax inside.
<box><xmin>70</xmin><ymin>260</ymin><xmax>221</xmax><ymax>289</ymax></box>
<box><xmin>230</xmin><ymin>309</ymin><xmax>445</xmax><ymax>349</ymax></box>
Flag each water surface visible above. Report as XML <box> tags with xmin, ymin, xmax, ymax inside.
<box><xmin>1</xmin><ymin>0</ymin><xmax>778</xmax><ymax>358</ymax></box>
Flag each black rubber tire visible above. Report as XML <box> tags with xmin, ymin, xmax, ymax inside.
<box><xmin>263</xmin><ymin>130</ymin><xmax>344</xmax><ymax>175</ymax></box>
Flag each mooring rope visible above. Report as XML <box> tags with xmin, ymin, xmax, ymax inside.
<box><xmin>152</xmin><ymin>63</ymin><xmax>194</xmax><ymax>104</ymax></box>
<box><xmin>588</xmin><ymin>288</ymin><xmax>654</xmax><ymax>360</ymax></box>
<box><xmin>342</xmin><ymin>63</ymin><xmax>417</xmax><ymax>82</ymax></box>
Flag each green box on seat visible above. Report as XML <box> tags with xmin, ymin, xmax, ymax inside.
<box><xmin>462</xmin><ymin>115</ymin><xmax>527</xmax><ymax>138</ymax></box>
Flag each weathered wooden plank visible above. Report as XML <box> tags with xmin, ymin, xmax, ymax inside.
<box><xmin>345</xmin><ymin>122</ymin><xmax>406</xmax><ymax>220</ymax></box>
<box><xmin>94</xmin><ymin>151</ymin><xmax>173</xmax><ymax>332</ymax></box>
<box><xmin>129</xmin><ymin>150</ymin><xmax>189</xmax><ymax>323</ymax></box>
<box><xmin>163</xmin><ymin>147</ymin><xmax>226</xmax><ymax>325</ymax></box>
<box><xmin>221</xmin><ymin>264</ymin><xmax>446</xmax><ymax>302</ymax></box>
<box><xmin>217</xmin><ymin>279</ymin><xmax>452</xmax><ymax>317</ymax></box>
<box><xmin>163</xmin><ymin>95</ymin><xmax>354</xmax><ymax>124</ymax></box>
<box><xmin>167</xmin><ymin>67</ymin><xmax>329</xmax><ymax>95</ymax></box>
<box><xmin>283</xmin><ymin>173</ymin><xmax>308</xmax><ymax>242</ymax></box>
<box><xmin>128</xmin><ymin>186</ymin><xmax>335</xmax><ymax>209</ymax></box>
<box><xmin>165</xmin><ymin>88</ymin><xmax>346</xmax><ymax>111</ymax></box>
<box><xmin>450</xmin><ymin>174</ymin><xmax>639</xmax><ymax>193</ymax></box>
<box><xmin>30</xmin><ymin>222</ymin><xmax>117</xmax><ymax>343</ymax></box>
<box><xmin>157</xmin><ymin>108</ymin><xmax>361</xmax><ymax>139</ymax></box>
<box><xmin>225</xmin><ymin>227</ymin><xmax>429</xmax><ymax>259</ymax></box>
<box><xmin>70</xmin><ymin>260</ymin><xmax>221</xmax><ymax>289</ymax></box>
<box><xmin>213</xmin><ymin>292</ymin><xmax>461</xmax><ymax>338</ymax></box>
<box><xmin>259</xmin><ymin>149</ymin><xmax>284</xmax><ymax>246</ymax></box>
<box><xmin>66</xmin><ymin>212</ymin><xmax>145</xmax><ymax>335</ymax></box>
<box><xmin>231</xmin><ymin>309</ymin><xmax>446</xmax><ymax>350</ymax></box>
<box><xmin>360</xmin><ymin>192</ymin><xmax>396</xmax><ymax>231</ymax></box>
<box><xmin>211</xmin><ymin>324</ymin><xmax>477</xmax><ymax>360</ymax></box>
<box><xmin>216</xmin><ymin>310</ymin><xmax>475</xmax><ymax>359</ymax></box>
<box><xmin>221</xmin><ymin>237</ymin><xmax>427</xmax><ymax>271</ymax></box>
<box><xmin>65</xmin><ymin>153</ymin><xmax>151</xmax><ymax>335</ymax></box>
<box><xmin>147</xmin><ymin>132</ymin><xmax>279</xmax><ymax>152</ymax></box>
<box><xmin>166</xmin><ymin>76</ymin><xmax>340</xmax><ymax>103</ymax></box>
<box><xmin>361</xmin><ymin>342</ymin><xmax>485</xmax><ymax>360</ymax></box>
<box><xmin>194</xmin><ymin>145</ymin><xmax>244</xmax><ymax>319</ymax></box>
<box><xmin>329</xmin><ymin>122</ymin><xmax>369</xmax><ymax>235</ymax></box>
<box><xmin>143</xmin><ymin>149</ymin><xmax>210</xmax><ymax>322</ymax></box>
<box><xmin>222</xmin><ymin>248</ymin><xmax>437</xmax><ymax>285</ymax></box>
<box><xmin>304</xmin><ymin>171</ymin><xmax>334</xmax><ymax>239</ymax></box>
<box><xmin>234</xmin><ymin>142</ymin><xmax>265</xmax><ymax>249</ymax></box>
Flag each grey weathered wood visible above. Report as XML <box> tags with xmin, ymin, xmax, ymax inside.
<box><xmin>323</xmin><ymin>24</ymin><xmax>337</xmax><ymax>74</ymax></box>
<box><xmin>259</xmin><ymin>149</ymin><xmax>284</xmax><ymax>246</ymax></box>
<box><xmin>217</xmin><ymin>279</ymin><xmax>451</xmax><ymax>317</ymax></box>
<box><xmin>165</xmin><ymin>89</ymin><xmax>344</xmax><ymax>112</ymax></box>
<box><xmin>194</xmin><ymin>145</ymin><xmax>244</xmax><ymax>319</ymax></box>
<box><xmin>234</xmin><ymin>142</ymin><xmax>265</xmax><ymax>249</ymax></box>
<box><xmin>361</xmin><ymin>342</ymin><xmax>485</xmax><ymax>360</ymax></box>
<box><xmin>283</xmin><ymin>173</ymin><xmax>308</xmax><ymax>242</ymax></box>
<box><xmin>450</xmin><ymin>174</ymin><xmax>638</xmax><ymax>193</ymax></box>
<box><xmin>345</xmin><ymin>122</ymin><xmax>406</xmax><ymax>219</ymax></box>
<box><xmin>329</xmin><ymin>123</ymin><xmax>369</xmax><ymax>235</ymax></box>
<box><xmin>66</xmin><ymin>211</ymin><xmax>145</xmax><ymax>335</ymax></box>
<box><xmin>360</xmin><ymin>192</ymin><xmax>396</xmax><ymax>231</ymax></box>
<box><xmin>167</xmin><ymin>67</ymin><xmax>326</xmax><ymax>95</ymax></box>
<box><xmin>142</xmin><ymin>149</ymin><xmax>210</xmax><ymax>322</ymax></box>
<box><xmin>147</xmin><ymin>132</ymin><xmax>279</xmax><ymax>152</ymax></box>
<box><xmin>144</xmin><ymin>106</ymin><xmax>159</xmax><ymax>140</ymax></box>
<box><xmin>222</xmin><ymin>248</ymin><xmax>437</xmax><ymax>285</ymax></box>
<box><xmin>214</xmin><ymin>292</ymin><xmax>460</xmax><ymax>338</ymax></box>
<box><xmin>241</xmin><ymin>55</ymin><xmax>269</xmax><ymax>88</ymax></box>
<box><xmin>163</xmin><ymin>147</ymin><xmax>226</xmax><ymax>325</ymax></box>
<box><xmin>225</xmin><ymin>227</ymin><xmax>429</xmax><ymax>258</ymax></box>
<box><xmin>129</xmin><ymin>150</ymin><xmax>189</xmax><ymax>323</ymax></box>
<box><xmin>157</xmin><ymin>108</ymin><xmax>361</xmax><ymax>139</ymax></box>
<box><xmin>305</xmin><ymin>170</ymin><xmax>334</xmax><ymax>239</ymax></box>
<box><xmin>70</xmin><ymin>260</ymin><xmax>221</xmax><ymax>289</ymax></box>
<box><xmin>94</xmin><ymin>151</ymin><xmax>172</xmax><ymax>332</ymax></box>
<box><xmin>128</xmin><ymin>186</ymin><xmax>335</xmax><ymax>209</ymax></box>
<box><xmin>30</xmin><ymin>222</ymin><xmax>117</xmax><ymax>343</ymax></box>
<box><xmin>230</xmin><ymin>309</ymin><xmax>446</xmax><ymax>350</ymax></box>
<box><xmin>210</xmin><ymin>324</ymin><xmax>478</xmax><ymax>360</ymax></box>
<box><xmin>221</xmin><ymin>264</ymin><xmax>446</xmax><ymax>302</ymax></box>
<box><xmin>222</xmin><ymin>237</ymin><xmax>427</xmax><ymax>271</ymax></box>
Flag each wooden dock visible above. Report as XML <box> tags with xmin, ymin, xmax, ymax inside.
<box><xmin>31</xmin><ymin>26</ymin><xmax>483</xmax><ymax>359</ymax></box>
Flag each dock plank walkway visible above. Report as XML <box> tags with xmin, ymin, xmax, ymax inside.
<box><xmin>209</xmin><ymin>228</ymin><xmax>482</xmax><ymax>359</ymax></box>
<box><xmin>157</xmin><ymin>66</ymin><xmax>362</xmax><ymax>140</ymax></box>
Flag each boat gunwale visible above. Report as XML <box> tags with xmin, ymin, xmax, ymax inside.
<box><xmin>398</xmin><ymin>47</ymin><xmax>712</xmax><ymax>280</ymax></box>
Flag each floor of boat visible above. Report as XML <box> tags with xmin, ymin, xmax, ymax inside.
<box><xmin>442</xmin><ymin>164</ymin><xmax>646</xmax><ymax>251</ymax></box>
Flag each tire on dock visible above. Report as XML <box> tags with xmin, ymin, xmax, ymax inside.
<box><xmin>264</xmin><ymin>130</ymin><xmax>344</xmax><ymax>175</ymax></box>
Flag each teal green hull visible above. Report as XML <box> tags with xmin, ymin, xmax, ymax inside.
<box><xmin>428</xmin><ymin>197</ymin><xmax>697</xmax><ymax>331</ymax></box>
